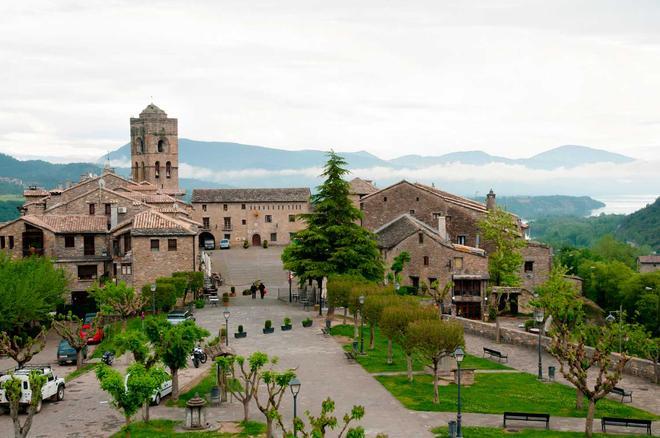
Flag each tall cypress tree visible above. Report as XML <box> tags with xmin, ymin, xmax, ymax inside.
<box><xmin>282</xmin><ymin>152</ymin><xmax>384</xmax><ymax>315</ymax></box>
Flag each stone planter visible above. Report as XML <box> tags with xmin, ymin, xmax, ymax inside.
<box><xmin>302</xmin><ymin>320</ymin><xmax>313</xmax><ymax>328</ymax></box>
<box><xmin>281</xmin><ymin>325</ymin><xmax>292</xmax><ymax>331</ymax></box>
<box><xmin>234</xmin><ymin>332</ymin><xmax>247</xmax><ymax>339</ymax></box>
<box><xmin>262</xmin><ymin>327</ymin><xmax>275</xmax><ymax>334</ymax></box>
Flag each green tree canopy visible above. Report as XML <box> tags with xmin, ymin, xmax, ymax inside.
<box><xmin>89</xmin><ymin>281</ymin><xmax>145</xmax><ymax>320</ymax></box>
<box><xmin>478</xmin><ymin>207</ymin><xmax>526</xmax><ymax>286</ymax></box>
<box><xmin>282</xmin><ymin>152</ymin><xmax>384</xmax><ymax>286</ymax></box>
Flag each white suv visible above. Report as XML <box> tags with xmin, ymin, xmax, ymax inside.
<box><xmin>0</xmin><ymin>365</ymin><xmax>65</xmax><ymax>413</ymax></box>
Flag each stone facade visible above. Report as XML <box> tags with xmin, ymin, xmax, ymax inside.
<box><xmin>638</xmin><ymin>255</ymin><xmax>660</xmax><ymax>273</ymax></box>
<box><xmin>130</xmin><ymin>104</ymin><xmax>183</xmax><ymax>196</ymax></box>
<box><xmin>520</xmin><ymin>241</ymin><xmax>553</xmax><ymax>292</ymax></box>
<box><xmin>191</xmin><ymin>188</ymin><xmax>311</xmax><ymax>247</ymax></box>
<box><xmin>129</xmin><ymin>234</ymin><xmax>197</xmax><ymax>289</ymax></box>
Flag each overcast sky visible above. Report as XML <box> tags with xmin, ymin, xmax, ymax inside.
<box><xmin>2</xmin><ymin>0</ymin><xmax>660</xmax><ymax>163</ymax></box>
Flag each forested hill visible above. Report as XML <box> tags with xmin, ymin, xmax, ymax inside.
<box><xmin>0</xmin><ymin>153</ymin><xmax>102</xmax><ymax>189</ymax></box>
<box><xmin>616</xmin><ymin>197</ymin><xmax>659</xmax><ymax>250</ymax></box>
<box><xmin>530</xmin><ymin>196</ymin><xmax>659</xmax><ymax>251</ymax></box>
<box><xmin>473</xmin><ymin>195</ymin><xmax>604</xmax><ymax>220</ymax></box>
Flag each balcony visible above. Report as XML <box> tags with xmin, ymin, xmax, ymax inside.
<box><xmin>222</xmin><ymin>226</ymin><xmax>233</xmax><ymax>231</ymax></box>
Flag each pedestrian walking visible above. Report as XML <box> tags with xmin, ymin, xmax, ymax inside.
<box><xmin>258</xmin><ymin>282</ymin><xmax>266</xmax><ymax>299</ymax></box>
<box><xmin>250</xmin><ymin>283</ymin><xmax>257</xmax><ymax>299</ymax></box>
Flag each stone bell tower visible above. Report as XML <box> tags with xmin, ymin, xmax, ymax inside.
<box><xmin>130</xmin><ymin>104</ymin><xmax>184</xmax><ymax>196</ymax></box>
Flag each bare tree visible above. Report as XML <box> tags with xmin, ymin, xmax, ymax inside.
<box><xmin>52</xmin><ymin>313</ymin><xmax>87</xmax><ymax>370</ymax></box>
<box><xmin>1</xmin><ymin>370</ymin><xmax>46</xmax><ymax>438</ymax></box>
<box><xmin>0</xmin><ymin>329</ymin><xmax>46</xmax><ymax>368</ymax></box>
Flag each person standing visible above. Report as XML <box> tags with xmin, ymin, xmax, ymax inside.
<box><xmin>250</xmin><ymin>283</ymin><xmax>257</xmax><ymax>300</ymax></box>
<box><xmin>258</xmin><ymin>282</ymin><xmax>266</xmax><ymax>299</ymax></box>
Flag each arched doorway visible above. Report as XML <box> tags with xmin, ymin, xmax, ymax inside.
<box><xmin>252</xmin><ymin>234</ymin><xmax>261</xmax><ymax>247</ymax></box>
<box><xmin>199</xmin><ymin>232</ymin><xmax>215</xmax><ymax>249</ymax></box>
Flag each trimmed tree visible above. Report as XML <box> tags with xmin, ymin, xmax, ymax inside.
<box><xmin>254</xmin><ymin>367</ymin><xmax>297</xmax><ymax>438</ymax></box>
<box><xmin>282</xmin><ymin>152</ymin><xmax>384</xmax><ymax>320</ymax></box>
<box><xmin>1</xmin><ymin>370</ymin><xmax>46</xmax><ymax>438</ymax></box>
<box><xmin>380</xmin><ymin>304</ymin><xmax>437</xmax><ymax>380</ymax></box>
<box><xmin>408</xmin><ymin>319</ymin><xmax>464</xmax><ymax>403</ymax></box>
<box><xmin>478</xmin><ymin>207</ymin><xmax>526</xmax><ymax>287</ymax></box>
<box><xmin>216</xmin><ymin>352</ymin><xmax>269</xmax><ymax>422</ymax></box>
<box><xmin>287</xmin><ymin>397</ymin><xmax>366</xmax><ymax>438</ymax></box>
<box><xmin>96</xmin><ymin>363</ymin><xmax>168</xmax><ymax>438</ymax></box>
<box><xmin>362</xmin><ymin>292</ymin><xmax>399</xmax><ymax>350</ymax></box>
<box><xmin>89</xmin><ymin>281</ymin><xmax>145</xmax><ymax>324</ymax></box>
<box><xmin>327</xmin><ymin>275</ymin><xmax>364</xmax><ymax>325</ymax></box>
<box><xmin>145</xmin><ymin>318</ymin><xmax>209</xmax><ymax>399</ymax></box>
<box><xmin>535</xmin><ymin>265</ymin><xmax>631</xmax><ymax>437</ymax></box>
<box><xmin>390</xmin><ymin>251</ymin><xmax>411</xmax><ymax>287</ymax></box>
<box><xmin>0</xmin><ymin>253</ymin><xmax>67</xmax><ymax>367</ymax></box>
<box><xmin>51</xmin><ymin>313</ymin><xmax>87</xmax><ymax>370</ymax></box>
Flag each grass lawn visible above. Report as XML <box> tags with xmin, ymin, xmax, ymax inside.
<box><xmin>168</xmin><ymin>370</ymin><xmax>217</xmax><ymax>408</ymax></box>
<box><xmin>111</xmin><ymin>419</ymin><xmax>265</xmax><ymax>437</ymax></box>
<box><xmin>330</xmin><ymin>324</ymin><xmax>511</xmax><ymax>372</ymax></box>
<box><xmin>376</xmin><ymin>373</ymin><xmax>657</xmax><ymax>419</ymax></box>
<box><xmin>65</xmin><ymin>363</ymin><xmax>97</xmax><ymax>382</ymax></box>
<box><xmin>432</xmin><ymin>426</ymin><xmax>648</xmax><ymax>438</ymax></box>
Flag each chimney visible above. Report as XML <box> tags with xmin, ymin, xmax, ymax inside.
<box><xmin>110</xmin><ymin>205</ymin><xmax>118</xmax><ymax>229</ymax></box>
<box><xmin>486</xmin><ymin>189</ymin><xmax>496</xmax><ymax>211</ymax></box>
<box><xmin>437</xmin><ymin>216</ymin><xmax>448</xmax><ymax>241</ymax></box>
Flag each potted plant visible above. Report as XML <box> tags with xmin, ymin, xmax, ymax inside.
<box><xmin>222</xmin><ymin>292</ymin><xmax>230</xmax><ymax>306</ymax></box>
<box><xmin>263</xmin><ymin>320</ymin><xmax>275</xmax><ymax>334</ymax></box>
<box><xmin>234</xmin><ymin>325</ymin><xmax>247</xmax><ymax>338</ymax></box>
<box><xmin>262</xmin><ymin>240</ymin><xmax>269</xmax><ymax>249</ymax></box>
<box><xmin>230</xmin><ymin>286</ymin><xmax>236</xmax><ymax>297</ymax></box>
<box><xmin>194</xmin><ymin>298</ymin><xmax>205</xmax><ymax>309</ymax></box>
<box><xmin>302</xmin><ymin>317</ymin><xmax>313</xmax><ymax>328</ymax></box>
<box><xmin>281</xmin><ymin>317</ymin><xmax>292</xmax><ymax>331</ymax></box>
<box><xmin>243</xmin><ymin>240</ymin><xmax>249</xmax><ymax>249</ymax></box>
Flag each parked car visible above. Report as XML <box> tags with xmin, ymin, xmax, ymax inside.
<box><xmin>219</xmin><ymin>239</ymin><xmax>230</xmax><ymax>249</ymax></box>
<box><xmin>79</xmin><ymin>312</ymin><xmax>104</xmax><ymax>344</ymax></box>
<box><xmin>204</xmin><ymin>240</ymin><xmax>215</xmax><ymax>250</ymax></box>
<box><xmin>166</xmin><ymin>310</ymin><xmax>195</xmax><ymax>325</ymax></box>
<box><xmin>0</xmin><ymin>365</ymin><xmax>65</xmax><ymax>413</ymax></box>
<box><xmin>151</xmin><ymin>377</ymin><xmax>173</xmax><ymax>406</ymax></box>
<box><xmin>57</xmin><ymin>340</ymin><xmax>87</xmax><ymax>365</ymax></box>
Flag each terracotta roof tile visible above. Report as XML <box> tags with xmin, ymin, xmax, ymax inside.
<box><xmin>192</xmin><ymin>188</ymin><xmax>311</xmax><ymax>203</ymax></box>
<box><xmin>128</xmin><ymin>210</ymin><xmax>197</xmax><ymax>236</ymax></box>
<box><xmin>349</xmin><ymin>178</ymin><xmax>378</xmax><ymax>195</ymax></box>
<box><xmin>23</xmin><ymin>215</ymin><xmax>107</xmax><ymax>233</ymax></box>
<box><xmin>639</xmin><ymin>255</ymin><xmax>660</xmax><ymax>264</ymax></box>
<box><xmin>24</xmin><ymin>189</ymin><xmax>49</xmax><ymax>197</ymax></box>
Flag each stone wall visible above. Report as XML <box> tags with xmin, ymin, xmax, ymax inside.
<box><xmin>0</xmin><ymin>219</ymin><xmax>56</xmax><ymax>258</ymax></box>
<box><xmin>45</xmin><ymin>172</ymin><xmax>135</xmax><ymax>208</ymax></box>
<box><xmin>519</xmin><ymin>242</ymin><xmax>553</xmax><ymax>292</ymax></box>
<box><xmin>445</xmin><ymin>315</ymin><xmax>658</xmax><ymax>382</ymax></box>
<box><xmin>191</xmin><ymin>201</ymin><xmax>309</xmax><ymax>246</ymax></box>
<box><xmin>46</xmin><ymin>188</ymin><xmax>148</xmax><ymax>223</ymax></box>
<box><xmin>131</xmin><ymin>234</ymin><xmax>197</xmax><ymax>290</ymax></box>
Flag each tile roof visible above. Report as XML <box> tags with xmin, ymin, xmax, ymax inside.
<box><xmin>23</xmin><ymin>215</ymin><xmax>107</xmax><ymax>233</ymax></box>
<box><xmin>192</xmin><ymin>188</ymin><xmax>311</xmax><ymax>203</ymax></box>
<box><xmin>413</xmin><ymin>182</ymin><xmax>488</xmax><ymax>212</ymax></box>
<box><xmin>121</xmin><ymin>210</ymin><xmax>197</xmax><ymax>236</ymax></box>
<box><xmin>374</xmin><ymin>213</ymin><xmax>485</xmax><ymax>256</ymax></box>
<box><xmin>638</xmin><ymin>255</ymin><xmax>660</xmax><ymax>264</ymax></box>
<box><xmin>349</xmin><ymin>178</ymin><xmax>377</xmax><ymax>195</ymax></box>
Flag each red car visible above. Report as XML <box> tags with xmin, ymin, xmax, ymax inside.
<box><xmin>79</xmin><ymin>313</ymin><xmax>104</xmax><ymax>344</ymax></box>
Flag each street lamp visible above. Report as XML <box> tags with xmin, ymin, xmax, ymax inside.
<box><xmin>150</xmin><ymin>283</ymin><xmax>156</xmax><ymax>313</ymax></box>
<box><xmin>359</xmin><ymin>295</ymin><xmax>365</xmax><ymax>354</ymax></box>
<box><xmin>606</xmin><ymin>304</ymin><xmax>624</xmax><ymax>353</ymax></box>
<box><xmin>223</xmin><ymin>310</ymin><xmax>230</xmax><ymax>347</ymax></box>
<box><xmin>289</xmin><ymin>377</ymin><xmax>301</xmax><ymax>437</ymax></box>
<box><xmin>454</xmin><ymin>346</ymin><xmax>465</xmax><ymax>438</ymax></box>
<box><xmin>534</xmin><ymin>307</ymin><xmax>544</xmax><ymax>380</ymax></box>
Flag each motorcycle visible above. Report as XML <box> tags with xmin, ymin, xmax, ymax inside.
<box><xmin>101</xmin><ymin>351</ymin><xmax>115</xmax><ymax>366</ymax></box>
<box><xmin>191</xmin><ymin>346</ymin><xmax>208</xmax><ymax>368</ymax></box>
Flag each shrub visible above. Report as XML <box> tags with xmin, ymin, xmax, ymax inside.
<box><xmin>524</xmin><ymin>319</ymin><xmax>535</xmax><ymax>331</ymax></box>
<box><xmin>220</xmin><ymin>327</ymin><xmax>227</xmax><ymax>338</ymax></box>
<box><xmin>262</xmin><ymin>240</ymin><xmax>268</xmax><ymax>248</ymax></box>
<box><xmin>243</xmin><ymin>240</ymin><xmax>249</xmax><ymax>249</ymax></box>
<box><xmin>222</xmin><ymin>292</ymin><xmax>229</xmax><ymax>301</ymax></box>
<box><xmin>242</xmin><ymin>289</ymin><xmax>251</xmax><ymax>296</ymax></box>
<box><xmin>238</xmin><ymin>325</ymin><xmax>244</xmax><ymax>333</ymax></box>
<box><xmin>397</xmin><ymin>285</ymin><xmax>418</xmax><ymax>296</ymax></box>
<box><xmin>488</xmin><ymin>305</ymin><xmax>497</xmax><ymax>322</ymax></box>
<box><xmin>208</xmin><ymin>336</ymin><xmax>220</xmax><ymax>346</ymax></box>
<box><xmin>141</xmin><ymin>282</ymin><xmax>176</xmax><ymax>312</ymax></box>
<box><xmin>302</xmin><ymin>317</ymin><xmax>312</xmax><ymax>324</ymax></box>
<box><xmin>230</xmin><ymin>286</ymin><xmax>235</xmax><ymax>294</ymax></box>
<box><xmin>194</xmin><ymin>299</ymin><xmax>205</xmax><ymax>309</ymax></box>
<box><xmin>283</xmin><ymin>317</ymin><xmax>292</xmax><ymax>326</ymax></box>
<box><xmin>265</xmin><ymin>320</ymin><xmax>272</xmax><ymax>329</ymax></box>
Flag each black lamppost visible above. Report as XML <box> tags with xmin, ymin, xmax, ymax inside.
<box><xmin>223</xmin><ymin>310</ymin><xmax>230</xmax><ymax>346</ymax></box>
<box><xmin>289</xmin><ymin>377</ymin><xmax>301</xmax><ymax>437</ymax></box>
<box><xmin>359</xmin><ymin>295</ymin><xmax>365</xmax><ymax>354</ymax></box>
<box><xmin>150</xmin><ymin>283</ymin><xmax>156</xmax><ymax>313</ymax></box>
<box><xmin>454</xmin><ymin>346</ymin><xmax>464</xmax><ymax>438</ymax></box>
<box><xmin>534</xmin><ymin>307</ymin><xmax>544</xmax><ymax>380</ymax></box>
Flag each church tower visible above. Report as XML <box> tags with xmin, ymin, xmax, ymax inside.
<box><xmin>130</xmin><ymin>104</ymin><xmax>184</xmax><ymax>196</ymax></box>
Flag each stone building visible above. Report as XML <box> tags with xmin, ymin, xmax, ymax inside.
<box><xmin>348</xmin><ymin>177</ymin><xmax>377</xmax><ymax>212</ymax></box>
<box><xmin>191</xmin><ymin>188</ymin><xmax>311</xmax><ymax>247</ymax></box>
<box><xmin>361</xmin><ymin>180</ymin><xmax>553</xmax><ymax>318</ymax></box>
<box><xmin>638</xmin><ymin>255</ymin><xmax>660</xmax><ymax>273</ymax></box>
<box><xmin>0</xmin><ymin>104</ymin><xmax>200</xmax><ymax>310</ymax></box>
<box><xmin>376</xmin><ymin>214</ymin><xmax>490</xmax><ymax>319</ymax></box>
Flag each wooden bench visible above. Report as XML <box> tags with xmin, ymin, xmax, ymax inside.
<box><xmin>344</xmin><ymin>351</ymin><xmax>356</xmax><ymax>362</ymax></box>
<box><xmin>503</xmin><ymin>412</ymin><xmax>549</xmax><ymax>429</ymax></box>
<box><xmin>483</xmin><ymin>347</ymin><xmax>508</xmax><ymax>363</ymax></box>
<box><xmin>601</xmin><ymin>417</ymin><xmax>651</xmax><ymax>435</ymax></box>
<box><xmin>610</xmin><ymin>387</ymin><xmax>633</xmax><ymax>403</ymax></box>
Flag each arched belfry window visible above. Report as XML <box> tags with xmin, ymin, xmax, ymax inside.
<box><xmin>136</xmin><ymin>138</ymin><xmax>144</xmax><ymax>154</ymax></box>
<box><xmin>155</xmin><ymin>161</ymin><xmax>160</xmax><ymax>178</ymax></box>
<box><xmin>166</xmin><ymin>161</ymin><xmax>171</xmax><ymax>178</ymax></box>
<box><xmin>141</xmin><ymin>162</ymin><xmax>146</xmax><ymax>180</ymax></box>
<box><xmin>158</xmin><ymin>139</ymin><xmax>165</xmax><ymax>153</ymax></box>
<box><xmin>134</xmin><ymin>162</ymin><xmax>139</xmax><ymax>180</ymax></box>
